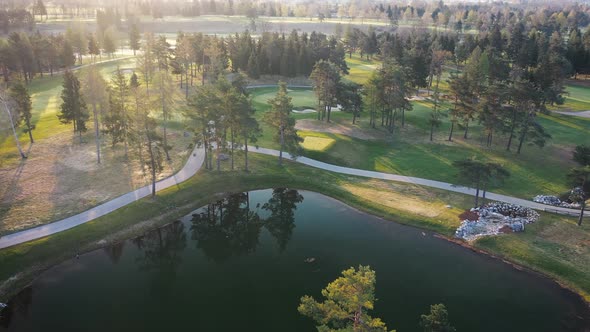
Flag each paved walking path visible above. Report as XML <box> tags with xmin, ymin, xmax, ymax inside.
<box><xmin>0</xmin><ymin>147</ymin><xmax>206</xmax><ymax>250</ymax></box>
<box><xmin>0</xmin><ymin>145</ymin><xmax>583</xmax><ymax>250</ymax></box>
<box><xmin>248</xmin><ymin>147</ymin><xmax>584</xmax><ymax>217</ymax></box>
<box><xmin>554</xmin><ymin>110</ymin><xmax>590</xmax><ymax>118</ymax></box>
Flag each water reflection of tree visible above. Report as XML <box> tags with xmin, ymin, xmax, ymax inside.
<box><xmin>189</xmin><ymin>189</ymin><xmax>304</xmax><ymax>260</ymax></box>
<box><xmin>133</xmin><ymin>221</ymin><xmax>187</xmax><ymax>296</ymax></box>
<box><xmin>262</xmin><ymin>188</ymin><xmax>304</xmax><ymax>252</ymax></box>
<box><xmin>190</xmin><ymin>192</ymin><xmax>263</xmax><ymax>262</ymax></box>
<box><xmin>103</xmin><ymin>241</ymin><xmax>125</xmax><ymax>264</ymax></box>
<box><xmin>0</xmin><ymin>286</ymin><xmax>32</xmax><ymax>328</ymax></box>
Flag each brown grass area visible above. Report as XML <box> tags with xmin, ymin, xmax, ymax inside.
<box><xmin>0</xmin><ymin>129</ymin><xmax>192</xmax><ymax>235</ymax></box>
<box><xmin>295</xmin><ymin>118</ymin><xmax>387</xmax><ymax>140</ymax></box>
<box><xmin>339</xmin><ymin>178</ymin><xmax>465</xmax><ymax>226</ymax></box>
<box><xmin>537</xmin><ymin>218</ymin><xmax>590</xmax><ymax>258</ymax></box>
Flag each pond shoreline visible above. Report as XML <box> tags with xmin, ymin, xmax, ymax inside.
<box><xmin>439</xmin><ymin>234</ymin><xmax>590</xmax><ymax>310</ymax></box>
<box><xmin>1</xmin><ymin>173</ymin><xmax>590</xmax><ymax>321</ymax></box>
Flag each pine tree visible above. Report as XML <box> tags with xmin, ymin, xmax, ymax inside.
<box><xmin>58</xmin><ymin>70</ymin><xmax>88</xmax><ymax>143</ymax></box>
<box><xmin>153</xmin><ymin>69</ymin><xmax>177</xmax><ymax>161</ymax></box>
<box><xmin>246</xmin><ymin>51</ymin><xmax>260</xmax><ymax>79</ymax></box>
<box><xmin>33</xmin><ymin>0</ymin><xmax>47</xmax><ymax>21</ymax></box>
<box><xmin>309</xmin><ymin>60</ymin><xmax>341</xmax><ymax>122</ymax></box>
<box><xmin>103</xmin><ymin>67</ymin><xmax>131</xmax><ymax>156</ymax></box>
<box><xmin>263</xmin><ymin>81</ymin><xmax>301</xmax><ymax>165</ymax></box>
<box><xmin>60</xmin><ymin>39</ymin><xmax>76</xmax><ymax>68</ymax></box>
<box><xmin>129</xmin><ymin>23</ymin><xmax>141</xmax><ymax>56</ymax></box>
<box><xmin>298</xmin><ymin>266</ymin><xmax>392</xmax><ymax>332</ymax></box>
<box><xmin>419</xmin><ymin>304</ymin><xmax>456</xmax><ymax>332</ymax></box>
<box><xmin>81</xmin><ymin>65</ymin><xmax>108</xmax><ymax>163</ymax></box>
<box><xmin>9</xmin><ymin>81</ymin><xmax>35</xmax><ymax>143</ymax></box>
<box><xmin>88</xmin><ymin>34</ymin><xmax>100</xmax><ymax>62</ymax></box>
<box><xmin>103</xmin><ymin>32</ymin><xmax>117</xmax><ymax>58</ymax></box>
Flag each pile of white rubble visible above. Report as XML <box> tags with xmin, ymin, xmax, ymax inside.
<box><xmin>455</xmin><ymin>202</ymin><xmax>540</xmax><ymax>241</ymax></box>
<box><xmin>533</xmin><ymin>195</ymin><xmax>580</xmax><ymax>209</ymax></box>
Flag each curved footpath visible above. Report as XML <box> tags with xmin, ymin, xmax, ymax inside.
<box><xmin>0</xmin><ymin>145</ymin><xmax>583</xmax><ymax>250</ymax></box>
<box><xmin>0</xmin><ymin>147</ymin><xmax>206</xmax><ymax>250</ymax></box>
<box><xmin>554</xmin><ymin>110</ymin><xmax>590</xmax><ymax>118</ymax></box>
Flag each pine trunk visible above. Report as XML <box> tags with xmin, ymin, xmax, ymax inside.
<box><xmin>216</xmin><ymin>139</ymin><xmax>221</xmax><ymax>171</ymax></box>
<box><xmin>93</xmin><ymin>104</ymin><xmax>101</xmax><ymax>164</ymax></box>
<box><xmin>517</xmin><ymin>120</ymin><xmax>529</xmax><ymax>155</ymax></box>
<box><xmin>506</xmin><ymin>109</ymin><xmax>517</xmax><ymax>151</ymax></box>
<box><xmin>279</xmin><ymin>126</ymin><xmax>284</xmax><ymax>166</ymax></box>
<box><xmin>401</xmin><ymin>109</ymin><xmax>405</xmax><ymax>128</ymax></box>
<box><xmin>27</xmin><ymin>120</ymin><xmax>34</xmax><ymax>143</ymax></box>
<box><xmin>463</xmin><ymin>122</ymin><xmax>469</xmax><ymax>139</ymax></box>
<box><xmin>448</xmin><ymin>121</ymin><xmax>454</xmax><ymax>141</ymax></box>
<box><xmin>579</xmin><ymin>201</ymin><xmax>586</xmax><ymax>226</ymax></box>
<box><xmin>430</xmin><ymin>122</ymin><xmax>434</xmax><ymax>141</ymax></box>
<box><xmin>230</xmin><ymin>129</ymin><xmax>234</xmax><ymax>171</ymax></box>
<box><xmin>244</xmin><ymin>137</ymin><xmax>249</xmax><ymax>172</ymax></box>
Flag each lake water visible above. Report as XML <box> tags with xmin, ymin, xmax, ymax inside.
<box><xmin>1</xmin><ymin>189</ymin><xmax>589</xmax><ymax>332</ymax></box>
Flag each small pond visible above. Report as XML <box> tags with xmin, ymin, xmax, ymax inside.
<box><xmin>1</xmin><ymin>189</ymin><xmax>589</xmax><ymax>331</ymax></box>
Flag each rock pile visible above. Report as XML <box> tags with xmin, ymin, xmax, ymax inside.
<box><xmin>533</xmin><ymin>195</ymin><xmax>580</xmax><ymax>209</ymax></box>
<box><xmin>455</xmin><ymin>202</ymin><xmax>540</xmax><ymax>241</ymax></box>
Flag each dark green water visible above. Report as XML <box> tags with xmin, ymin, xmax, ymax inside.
<box><xmin>1</xmin><ymin>189</ymin><xmax>589</xmax><ymax>332</ymax></box>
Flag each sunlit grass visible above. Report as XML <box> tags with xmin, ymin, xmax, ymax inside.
<box><xmin>346</xmin><ymin>54</ymin><xmax>379</xmax><ymax>84</ymax></box>
<box><xmin>300</xmin><ymin>136</ymin><xmax>336</xmax><ymax>151</ymax></box>
<box><xmin>0</xmin><ymin>58</ymin><xmax>137</xmax><ymax>164</ymax></box>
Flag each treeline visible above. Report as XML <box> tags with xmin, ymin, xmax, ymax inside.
<box><xmin>0</xmin><ymin>9</ymin><xmax>34</xmax><ymax>33</ymax></box>
<box><xmin>92</xmin><ymin>0</ymin><xmax>590</xmax><ymax>32</ymax></box>
<box><xmin>308</xmin><ymin>18</ymin><xmax>575</xmax><ymax>155</ymax></box>
<box><xmin>170</xmin><ymin>30</ymin><xmax>348</xmax><ymax>90</ymax></box>
<box><xmin>0</xmin><ymin>32</ymin><xmax>75</xmax><ymax>83</ymax></box>
<box><xmin>0</xmin><ymin>25</ymin><xmax>122</xmax><ymax>84</ymax></box>
<box><xmin>225</xmin><ymin>30</ymin><xmax>348</xmax><ymax>78</ymax></box>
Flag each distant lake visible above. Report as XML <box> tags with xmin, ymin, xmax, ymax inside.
<box><xmin>1</xmin><ymin>189</ymin><xmax>589</xmax><ymax>331</ymax></box>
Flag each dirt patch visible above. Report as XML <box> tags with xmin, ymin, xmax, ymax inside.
<box><xmin>295</xmin><ymin>119</ymin><xmax>387</xmax><ymax>140</ymax></box>
<box><xmin>498</xmin><ymin>225</ymin><xmax>514</xmax><ymax>234</ymax></box>
<box><xmin>459</xmin><ymin>210</ymin><xmax>479</xmax><ymax>221</ymax></box>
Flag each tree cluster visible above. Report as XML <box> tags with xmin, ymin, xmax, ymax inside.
<box><xmin>171</xmin><ymin>30</ymin><xmax>348</xmax><ymax>85</ymax></box>
<box><xmin>336</xmin><ymin>19</ymin><xmax>572</xmax><ymax>154</ymax></box>
<box><xmin>0</xmin><ymin>9</ymin><xmax>34</xmax><ymax>33</ymax></box>
<box><xmin>0</xmin><ymin>31</ymin><xmax>75</xmax><ymax>83</ymax></box>
<box><xmin>299</xmin><ymin>265</ymin><xmax>456</xmax><ymax>332</ymax></box>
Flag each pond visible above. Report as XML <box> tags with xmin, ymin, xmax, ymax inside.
<box><xmin>1</xmin><ymin>189</ymin><xmax>589</xmax><ymax>332</ymax></box>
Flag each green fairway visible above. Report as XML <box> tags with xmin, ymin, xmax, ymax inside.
<box><xmin>0</xmin><ymin>58</ymin><xmax>137</xmax><ymax>164</ymax></box>
<box><xmin>247</xmin><ymin>84</ymin><xmax>590</xmax><ymax>200</ymax></box>
<box><xmin>560</xmin><ymin>83</ymin><xmax>590</xmax><ymax>111</ymax></box>
<box><xmin>251</xmin><ymin>87</ymin><xmax>316</xmax><ymax>110</ymax></box>
<box><xmin>346</xmin><ymin>55</ymin><xmax>379</xmax><ymax>84</ymax></box>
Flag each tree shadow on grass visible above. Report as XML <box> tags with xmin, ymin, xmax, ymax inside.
<box><xmin>0</xmin><ymin>144</ymin><xmax>33</xmax><ymax>232</ymax></box>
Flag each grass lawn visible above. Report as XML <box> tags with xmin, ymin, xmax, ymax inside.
<box><xmin>0</xmin><ymin>57</ymin><xmax>138</xmax><ymax>165</ymax></box>
<box><xmin>0</xmin><ymin>57</ymin><xmax>195</xmax><ymax>235</ymax></box>
<box><xmin>1</xmin><ymin>153</ymin><xmax>588</xmax><ymax>304</ymax></box>
<box><xmin>248</xmin><ymin>84</ymin><xmax>590</xmax><ymax>199</ymax></box>
<box><xmin>549</xmin><ymin>83</ymin><xmax>590</xmax><ymax>112</ymax></box>
<box><xmin>346</xmin><ymin>55</ymin><xmax>379</xmax><ymax>84</ymax></box>
<box><xmin>1</xmin><ymin>50</ymin><xmax>590</xmax><ymax>306</ymax></box>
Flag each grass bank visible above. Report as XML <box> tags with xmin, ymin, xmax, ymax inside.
<box><xmin>1</xmin><ymin>153</ymin><xmax>589</xmax><ymax>305</ymax></box>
